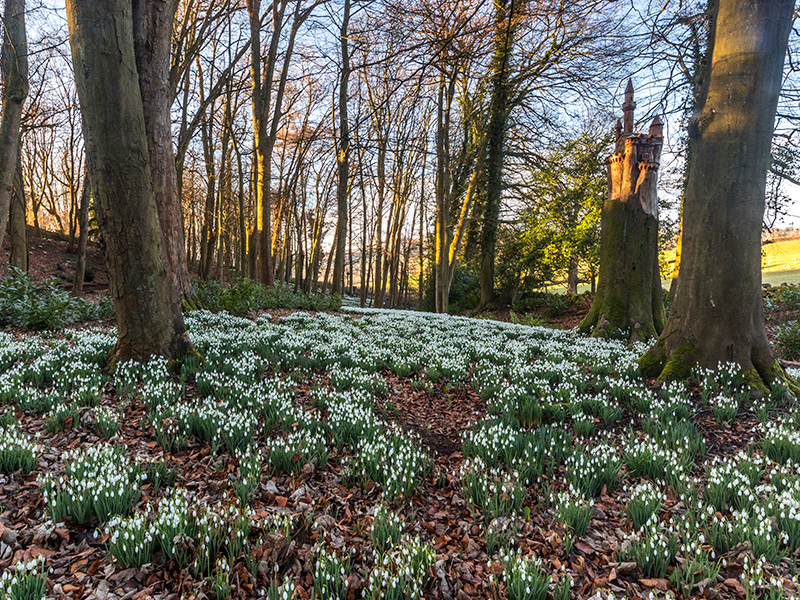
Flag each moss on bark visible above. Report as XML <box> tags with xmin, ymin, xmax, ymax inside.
<box><xmin>639</xmin><ymin>0</ymin><xmax>795</xmax><ymax>401</ymax></box>
<box><xmin>637</xmin><ymin>343</ymin><xmax>666</xmax><ymax>377</ymax></box>
<box><xmin>581</xmin><ymin>123</ymin><xmax>664</xmax><ymax>344</ymax></box>
<box><xmin>639</xmin><ymin>343</ymin><xmax>799</xmax><ymax>398</ymax></box>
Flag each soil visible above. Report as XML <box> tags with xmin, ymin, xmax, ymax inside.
<box><xmin>0</xmin><ymin>228</ymin><xmax>108</xmax><ymax>297</ymax></box>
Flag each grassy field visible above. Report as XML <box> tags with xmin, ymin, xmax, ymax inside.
<box><xmin>549</xmin><ymin>237</ymin><xmax>800</xmax><ymax>294</ymax></box>
<box><xmin>658</xmin><ymin>237</ymin><xmax>800</xmax><ymax>291</ymax></box>
<box><xmin>761</xmin><ymin>237</ymin><xmax>800</xmax><ymax>285</ymax></box>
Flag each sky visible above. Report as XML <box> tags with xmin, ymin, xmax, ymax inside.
<box><xmin>27</xmin><ymin>0</ymin><xmax>800</xmax><ymax>233</ymax></box>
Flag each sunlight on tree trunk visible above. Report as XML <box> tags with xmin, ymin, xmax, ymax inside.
<box><xmin>639</xmin><ymin>0</ymin><xmax>795</xmax><ymax>393</ymax></box>
<box><xmin>72</xmin><ymin>166</ymin><xmax>90</xmax><ymax>296</ymax></box>
<box><xmin>332</xmin><ymin>0</ymin><xmax>351</xmax><ymax>296</ymax></box>
<box><xmin>580</xmin><ymin>82</ymin><xmax>665</xmax><ymax>343</ymax></box>
<box><xmin>9</xmin><ymin>149</ymin><xmax>27</xmax><ymax>272</ymax></box>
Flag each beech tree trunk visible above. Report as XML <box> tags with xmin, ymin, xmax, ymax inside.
<box><xmin>579</xmin><ymin>82</ymin><xmax>665</xmax><ymax>343</ymax></box>
<box><xmin>639</xmin><ymin>0</ymin><xmax>794</xmax><ymax>390</ymax></box>
<box><xmin>0</xmin><ymin>0</ymin><xmax>27</xmax><ymax>250</ymax></box>
<box><xmin>67</xmin><ymin>0</ymin><xmax>191</xmax><ymax>363</ymax></box>
<box><xmin>247</xmin><ymin>0</ymin><xmax>311</xmax><ymax>286</ymax></box>
<box><xmin>434</xmin><ymin>73</ymin><xmax>454</xmax><ymax>314</ymax></box>
<box><xmin>9</xmin><ymin>150</ymin><xmax>26</xmax><ymax>271</ymax></box>
<box><xmin>132</xmin><ymin>0</ymin><xmax>195</xmax><ymax>306</ymax></box>
<box><xmin>373</xmin><ymin>131</ymin><xmax>386</xmax><ymax>307</ymax></box>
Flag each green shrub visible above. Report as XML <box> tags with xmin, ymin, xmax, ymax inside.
<box><xmin>447</xmin><ymin>266</ymin><xmax>480</xmax><ymax>313</ymax></box>
<box><xmin>508</xmin><ymin>310</ymin><xmax>548</xmax><ymax>328</ymax></box>
<box><xmin>776</xmin><ymin>320</ymin><xmax>800</xmax><ymax>360</ymax></box>
<box><xmin>544</xmin><ymin>294</ymin><xmax>571</xmax><ymax>318</ymax></box>
<box><xmin>776</xmin><ymin>285</ymin><xmax>800</xmax><ymax>309</ymax></box>
<box><xmin>193</xmin><ymin>277</ymin><xmax>341</xmax><ymax>316</ymax></box>
<box><xmin>0</xmin><ymin>268</ymin><xmax>113</xmax><ymax>329</ymax></box>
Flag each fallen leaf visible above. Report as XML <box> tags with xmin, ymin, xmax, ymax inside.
<box><xmin>639</xmin><ymin>578</ymin><xmax>668</xmax><ymax>590</ymax></box>
<box><xmin>725</xmin><ymin>578</ymin><xmax>746</xmax><ymax>594</ymax></box>
<box><xmin>575</xmin><ymin>540</ymin><xmax>595</xmax><ymax>555</ymax></box>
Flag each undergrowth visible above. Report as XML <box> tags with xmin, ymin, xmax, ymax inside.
<box><xmin>0</xmin><ymin>268</ymin><xmax>112</xmax><ymax>329</ymax></box>
<box><xmin>193</xmin><ymin>278</ymin><xmax>341</xmax><ymax>316</ymax></box>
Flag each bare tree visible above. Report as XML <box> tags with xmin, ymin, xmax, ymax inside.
<box><xmin>0</xmin><ymin>0</ymin><xmax>28</xmax><ymax>250</ymax></box>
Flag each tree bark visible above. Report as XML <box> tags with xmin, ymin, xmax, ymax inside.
<box><xmin>9</xmin><ymin>149</ymin><xmax>26</xmax><ymax>271</ymax></box>
<box><xmin>373</xmin><ymin>129</ymin><xmax>387</xmax><ymax>307</ymax></box>
<box><xmin>132</xmin><ymin>0</ymin><xmax>195</xmax><ymax>305</ymax></box>
<box><xmin>200</xmin><ymin>100</ymin><xmax>217</xmax><ymax>279</ymax></box>
<box><xmin>580</xmin><ymin>83</ymin><xmax>665</xmax><ymax>343</ymax></box>
<box><xmin>434</xmin><ymin>74</ymin><xmax>453</xmax><ymax>314</ymax></box>
<box><xmin>72</xmin><ymin>166</ymin><xmax>91</xmax><ymax>295</ymax></box>
<box><xmin>359</xmin><ymin>166</ymin><xmax>368</xmax><ymax>307</ymax></box>
<box><xmin>639</xmin><ymin>0</ymin><xmax>794</xmax><ymax>390</ymax></box>
<box><xmin>332</xmin><ymin>0</ymin><xmax>351</xmax><ymax>296</ymax></box>
<box><xmin>478</xmin><ymin>0</ymin><xmax>516</xmax><ymax>309</ymax></box>
<box><xmin>67</xmin><ymin>0</ymin><xmax>191</xmax><ymax>363</ymax></box>
<box><xmin>567</xmin><ymin>258</ymin><xmax>578</xmax><ymax>295</ymax></box>
<box><xmin>247</xmin><ymin>0</ymin><xmax>312</xmax><ymax>286</ymax></box>
<box><xmin>0</xmin><ymin>0</ymin><xmax>27</xmax><ymax>251</ymax></box>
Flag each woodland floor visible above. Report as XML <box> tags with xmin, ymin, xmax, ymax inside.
<box><xmin>3</xmin><ymin>234</ymin><xmax>800</xmax><ymax>600</ymax></box>
<box><xmin>1</xmin><ymin>308</ymin><xmax>800</xmax><ymax>600</ymax></box>
<box><xmin>0</xmin><ymin>230</ymin><xmax>108</xmax><ymax>297</ymax></box>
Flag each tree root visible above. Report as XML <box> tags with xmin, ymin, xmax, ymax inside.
<box><xmin>639</xmin><ymin>341</ymin><xmax>800</xmax><ymax>399</ymax></box>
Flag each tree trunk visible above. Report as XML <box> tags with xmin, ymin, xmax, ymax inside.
<box><xmin>332</xmin><ymin>0</ymin><xmax>350</xmax><ymax>296</ymax></box>
<box><xmin>434</xmin><ymin>74</ymin><xmax>452</xmax><ymax>314</ymax></box>
<box><xmin>359</xmin><ymin>167</ymin><xmax>368</xmax><ymax>307</ymax></box>
<box><xmin>248</xmin><ymin>0</ymin><xmax>309</xmax><ymax>286</ymax></box>
<box><xmin>419</xmin><ymin>151</ymin><xmax>425</xmax><ymax>309</ymax></box>
<box><xmin>322</xmin><ymin>228</ymin><xmax>337</xmax><ymax>295</ymax></box>
<box><xmin>579</xmin><ymin>82</ymin><xmax>665</xmax><ymax>343</ymax></box>
<box><xmin>478</xmin><ymin>0</ymin><xmax>516</xmax><ymax>309</ymax></box>
<box><xmin>232</xmin><ymin>131</ymin><xmax>248</xmax><ymax>277</ymax></box>
<box><xmin>0</xmin><ymin>0</ymin><xmax>27</xmax><ymax>250</ymax></box>
<box><xmin>567</xmin><ymin>258</ymin><xmax>578</xmax><ymax>295</ymax></box>
<box><xmin>200</xmin><ymin>108</ymin><xmax>217</xmax><ymax>279</ymax></box>
<box><xmin>132</xmin><ymin>0</ymin><xmax>195</xmax><ymax>305</ymax></box>
<box><xmin>669</xmin><ymin>214</ymin><xmax>682</xmax><ymax>298</ymax></box>
<box><xmin>373</xmin><ymin>132</ymin><xmax>386</xmax><ymax>307</ymax></box>
<box><xmin>9</xmin><ymin>149</ymin><xmax>26</xmax><ymax>271</ymax></box>
<box><xmin>639</xmin><ymin>0</ymin><xmax>794</xmax><ymax>391</ymax></box>
<box><xmin>216</xmin><ymin>88</ymin><xmax>233</xmax><ymax>282</ymax></box>
<box><xmin>72</xmin><ymin>166</ymin><xmax>91</xmax><ymax>295</ymax></box>
<box><xmin>669</xmin><ymin>3</ymin><xmax>715</xmax><ymax>299</ymax></box>
<box><xmin>67</xmin><ymin>0</ymin><xmax>191</xmax><ymax>363</ymax></box>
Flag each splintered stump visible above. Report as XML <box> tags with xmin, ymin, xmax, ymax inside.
<box><xmin>580</xmin><ymin>81</ymin><xmax>665</xmax><ymax>342</ymax></box>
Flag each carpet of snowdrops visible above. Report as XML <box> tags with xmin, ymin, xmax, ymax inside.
<box><xmin>2</xmin><ymin>308</ymin><xmax>800</xmax><ymax>600</ymax></box>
